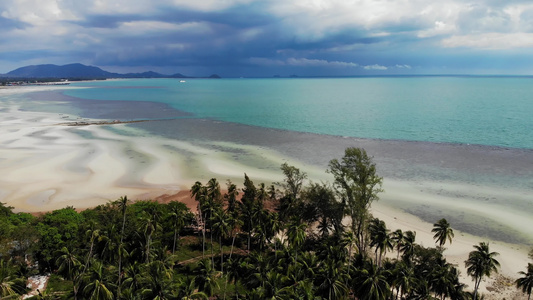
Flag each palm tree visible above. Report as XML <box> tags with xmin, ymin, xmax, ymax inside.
<box><xmin>193</xmin><ymin>259</ymin><xmax>219</xmax><ymax>297</ymax></box>
<box><xmin>430</xmin><ymin>260</ymin><xmax>457</xmax><ymax>300</ymax></box>
<box><xmin>286</xmin><ymin>217</ymin><xmax>307</xmax><ymax>261</ymax></box>
<box><xmin>392</xmin><ymin>260</ymin><xmax>418</xmax><ymax>299</ymax></box>
<box><xmin>212</xmin><ymin>208</ymin><xmax>231</xmax><ymax>273</ymax></box>
<box><xmin>177</xmin><ymin>277</ymin><xmax>208</xmax><ymax>300</ymax></box>
<box><xmin>354</xmin><ymin>261</ymin><xmax>391</xmax><ymax>300</ymax></box>
<box><xmin>432</xmin><ymin>218</ymin><xmax>454</xmax><ymax>247</ymax></box>
<box><xmin>465</xmin><ymin>242</ymin><xmax>500</xmax><ymax>300</ymax></box>
<box><xmin>192</xmin><ymin>181</ymin><xmax>207</xmax><ymax>257</ymax></box>
<box><xmin>169</xmin><ymin>203</ymin><xmax>186</xmax><ymax>254</ymax></box>
<box><xmin>84</xmin><ymin>227</ymin><xmax>102</xmax><ymax>271</ymax></box>
<box><xmin>116</xmin><ymin>195</ymin><xmax>129</xmax><ymax>299</ymax></box>
<box><xmin>140</xmin><ymin>261</ymin><xmax>175</xmax><ymax>300</ymax></box>
<box><xmin>369</xmin><ymin>218</ymin><xmax>393</xmax><ymax>267</ymax></box>
<box><xmin>317</xmin><ymin>256</ymin><xmax>349</xmax><ymax>299</ymax></box>
<box><xmin>240</xmin><ymin>174</ymin><xmax>258</xmax><ymax>252</ymax></box>
<box><xmin>391</xmin><ymin>229</ymin><xmax>405</xmax><ymax>260</ymax></box>
<box><xmin>55</xmin><ymin>247</ymin><xmax>81</xmax><ymax>281</ymax></box>
<box><xmin>139</xmin><ymin>211</ymin><xmax>162</xmax><ymax>264</ymax></box>
<box><xmin>0</xmin><ymin>259</ymin><xmax>26</xmax><ymax>298</ymax></box>
<box><xmin>516</xmin><ymin>263</ymin><xmax>533</xmax><ymax>300</ymax></box>
<box><xmin>82</xmin><ymin>260</ymin><xmax>115</xmax><ymax>300</ymax></box>
<box><xmin>400</xmin><ymin>230</ymin><xmax>416</xmax><ymax>262</ymax></box>
<box><xmin>121</xmin><ymin>262</ymin><xmax>143</xmax><ymax>295</ymax></box>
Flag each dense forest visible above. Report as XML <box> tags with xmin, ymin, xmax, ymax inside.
<box><xmin>1</xmin><ymin>148</ymin><xmax>532</xmax><ymax>299</ymax></box>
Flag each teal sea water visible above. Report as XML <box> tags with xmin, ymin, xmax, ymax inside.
<box><xmin>65</xmin><ymin>77</ymin><xmax>533</xmax><ymax>150</ymax></box>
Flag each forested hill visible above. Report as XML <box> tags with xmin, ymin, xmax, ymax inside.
<box><xmin>1</xmin><ymin>63</ymin><xmax>212</xmax><ymax>79</ymax></box>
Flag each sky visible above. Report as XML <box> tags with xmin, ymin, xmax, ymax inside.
<box><xmin>2</xmin><ymin>0</ymin><xmax>533</xmax><ymax>77</ymax></box>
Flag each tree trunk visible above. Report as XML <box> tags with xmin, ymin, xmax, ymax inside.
<box><xmin>473</xmin><ymin>277</ymin><xmax>481</xmax><ymax>300</ymax></box>
<box><xmin>173</xmin><ymin>228</ymin><xmax>178</xmax><ymax>254</ymax></box>
<box><xmin>118</xmin><ymin>210</ymin><xmax>126</xmax><ymax>299</ymax></box>
<box><xmin>220</xmin><ymin>235</ymin><xmax>224</xmax><ymax>273</ymax></box>
<box><xmin>146</xmin><ymin>234</ymin><xmax>151</xmax><ymax>263</ymax></box>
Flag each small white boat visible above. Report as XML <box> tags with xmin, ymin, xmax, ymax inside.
<box><xmin>180</xmin><ymin>80</ymin><xmax>186</xmax><ymax>83</ymax></box>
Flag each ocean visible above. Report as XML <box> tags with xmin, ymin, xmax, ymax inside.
<box><xmin>4</xmin><ymin>77</ymin><xmax>533</xmax><ymax>244</ymax></box>
<box><xmin>64</xmin><ymin>77</ymin><xmax>533</xmax><ymax>149</ymax></box>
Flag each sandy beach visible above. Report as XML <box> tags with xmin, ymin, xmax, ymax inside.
<box><xmin>1</xmin><ymin>86</ymin><xmax>531</xmax><ymax>298</ymax></box>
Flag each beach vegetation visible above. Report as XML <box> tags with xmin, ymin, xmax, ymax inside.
<box><xmin>0</xmin><ymin>148</ymin><xmax>527</xmax><ymax>299</ymax></box>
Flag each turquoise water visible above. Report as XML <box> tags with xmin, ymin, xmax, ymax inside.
<box><xmin>65</xmin><ymin>77</ymin><xmax>533</xmax><ymax>149</ymax></box>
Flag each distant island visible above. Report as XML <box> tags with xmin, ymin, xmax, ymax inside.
<box><xmin>0</xmin><ymin>63</ymin><xmax>221</xmax><ymax>84</ymax></box>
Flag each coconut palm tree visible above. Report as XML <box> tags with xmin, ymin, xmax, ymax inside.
<box><xmin>432</xmin><ymin>218</ymin><xmax>454</xmax><ymax>247</ymax></box>
<box><xmin>0</xmin><ymin>259</ymin><xmax>26</xmax><ymax>298</ymax></box>
<box><xmin>55</xmin><ymin>246</ymin><xmax>81</xmax><ymax>281</ymax></box>
<box><xmin>211</xmin><ymin>208</ymin><xmax>231</xmax><ymax>273</ymax></box>
<box><xmin>82</xmin><ymin>260</ymin><xmax>115</xmax><ymax>300</ymax></box>
<box><xmin>177</xmin><ymin>277</ymin><xmax>208</xmax><ymax>300</ymax></box>
<box><xmin>369</xmin><ymin>218</ymin><xmax>393</xmax><ymax>267</ymax></box>
<box><xmin>286</xmin><ymin>217</ymin><xmax>307</xmax><ymax>261</ymax></box>
<box><xmin>116</xmin><ymin>196</ymin><xmax>129</xmax><ymax>299</ymax></box>
<box><xmin>391</xmin><ymin>229</ymin><xmax>405</xmax><ymax>260</ymax></box>
<box><xmin>192</xmin><ymin>181</ymin><xmax>208</xmax><ymax>257</ymax></box>
<box><xmin>139</xmin><ymin>211</ymin><xmax>162</xmax><ymax>264</ymax></box>
<box><xmin>392</xmin><ymin>260</ymin><xmax>418</xmax><ymax>299</ymax></box>
<box><xmin>465</xmin><ymin>242</ymin><xmax>500</xmax><ymax>300</ymax></box>
<box><xmin>354</xmin><ymin>261</ymin><xmax>391</xmax><ymax>300</ymax></box>
<box><xmin>194</xmin><ymin>259</ymin><xmax>219</xmax><ymax>297</ymax></box>
<box><xmin>140</xmin><ymin>261</ymin><xmax>175</xmax><ymax>300</ymax></box>
<box><xmin>317</xmin><ymin>255</ymin><xmax>349</xmax><ymax>299</ymax></box>
<box><xmin>516</xmin><ymin>263</ymin><xmax>533</xmax><ymax>300</ymax></box>
<box><xmin>400</xmin><ymin>230</ymin><xmax>416</xmax><ymax>262</ymax></box>
<box><xmin>169</xmin><ymin>203</ymin><xmax>186</xmax><ymax>254</ymax></box>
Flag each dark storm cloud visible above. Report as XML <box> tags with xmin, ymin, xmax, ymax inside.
<box><xmin>2</xmin><ymin>0</ymin><xmax>533</xmax><ymax>75</ymax></box>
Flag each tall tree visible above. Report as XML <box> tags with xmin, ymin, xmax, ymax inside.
<box><xmin>400</xmin><ymin>231</ymin><xmax>417</xmax><ymax>262</ymax></box>
<box><xmin>116</xmin><ymin>196</ymin><xmax>129</xmax><ymax>299</ymax></box>
<box><xmin>465</xmin><ymin>242</ymin><xmax>500</xmax><ymax>300</ymax></box>
<box><xmin>516</xmin><ymin>263</ymin><xmax>533</xmax><ymax>300</ymax></box>
<box><xmin>391</xmin><ymin>229</ymin><xmax>405</xmax><ymax>260</ymax></box>
<box><xmin>140</xmin><ymin>210</ymin><xmax>162</xmax><ymax>264</ymax></box>
<box><xmin>286</xmin><ymin>217</ymin><xmax>307</xmax><ymax>261</ymax></box>
<box><xmin>194</xmin><ymin>259</ymin><xmax>219</xmax><ymax>297</ymax></box>
<box><xmin>192</xmin><ymin>181</ymin><xmax>208</xmax><ymax>257</ymax></box>
<box><xmin>168</xmin><ymin>203</ymin><xmax>186</xmax><ymax>254</ymax></box>
<box><xmin>369</xmin><ymin>218</ymin><xmax>393</xmax><ymax>267</ymax></box>
<box><xmin>432</xmin><ymin>218</ymin><xmax>454</xmax><ymax>247</ymax></box>
<box><xmin>276</xmin><ymin>163</ymin><xmax>307</xmax><ymax>222</ymax></box>
<box><xmin>328</xmin><ymin>147</ymin><xmax>383</xmax><ymax>253</ymax></box>
<box><xmin>240</xmin><ymin>174</ymin><xmax>258</xmax><ymax>251</ymax></box>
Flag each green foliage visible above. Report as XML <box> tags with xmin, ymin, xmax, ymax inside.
<box><xmin>328</xmin><ymin>147</ymin><xmax>383</xmax><ymax>254</ymax></box>
<box><xmin>35</xmin><ymin>207</ymin><xmax>84</xmax><ymax>271</ymax></box>
<box><xmin>432</xmin><ymin>218</ymin><xmax>455</xmax><ymax>247</ymax></box>
<box><xmin>465</xmin><ymin>242</ymin><xmax>500</xmax><ymax>300</ymax></box>
<box><xmin>0</xmin><ymin>258</ymin><xmax>28</xmax><ymax>298</ymax></box>
<box><xmin>516</xmin><ymin>263</ymin><xmax>533</xmax><ymax>299</ymax></box>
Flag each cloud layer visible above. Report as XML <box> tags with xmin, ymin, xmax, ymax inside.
<box><xmin>2</xmin><ymin>0</ymin><xmax>533</xmax><ymax>76</ymax></box>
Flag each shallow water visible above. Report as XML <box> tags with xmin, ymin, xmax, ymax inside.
<box><xmin>65</xmin><ymin>77</ymin><xmax>533</xmax><ymax>149</ymax></box>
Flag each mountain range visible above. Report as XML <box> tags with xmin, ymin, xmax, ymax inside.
<box><xmin>1</xmin><ymin>63</ymin><xmax>220</xmax><ymax>79</ymax></box>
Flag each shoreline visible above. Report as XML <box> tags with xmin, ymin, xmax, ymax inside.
<box><xmin>1</xmin><ymin>86</ymin><xmax>531</xmax><ymax>298</ymax></box>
